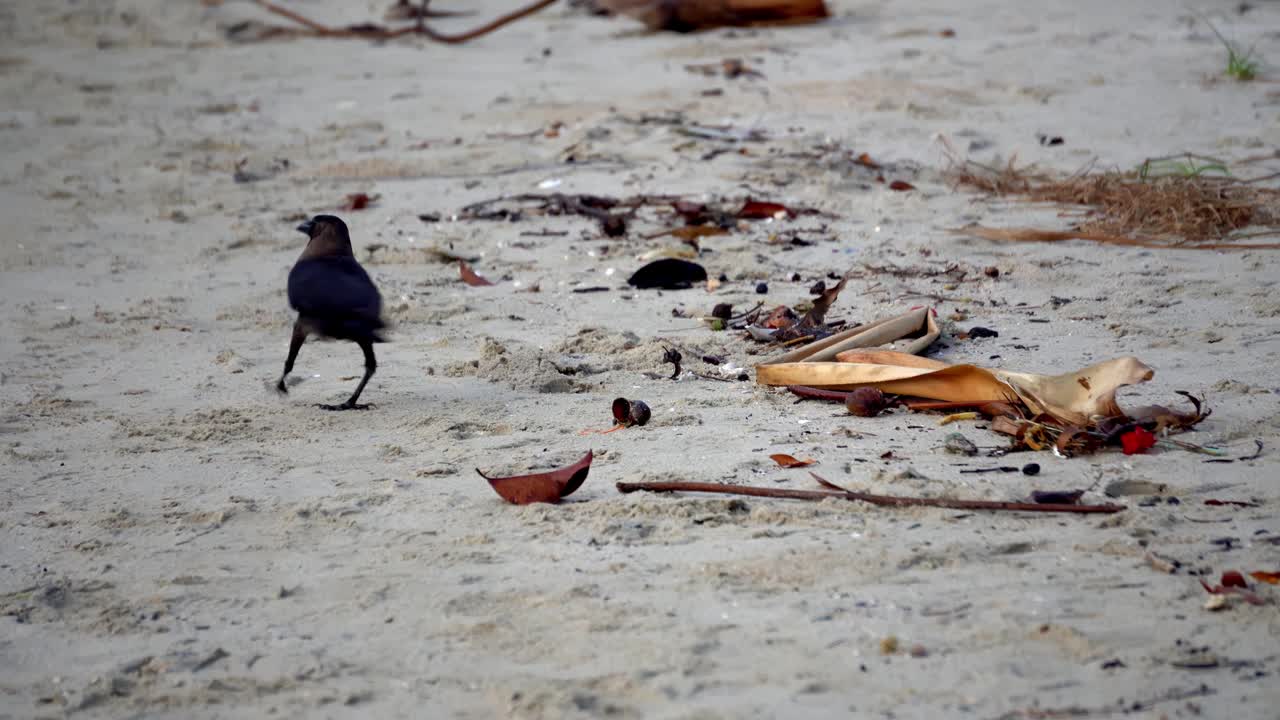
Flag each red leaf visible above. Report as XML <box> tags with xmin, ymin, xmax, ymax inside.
<box><xmin>854</xmin><ymin>152</ymin><xmax>881</xmax><ymax>170</ymax></box>
<box><xmin>1250</xmin><ymin>571</ymin><xmax>1280</xmax><ymax>585</ymax></box>
<box><xmin>1120</xmin><ymin>427</ymin><xmax>1156</xmax><ymax>455</ymax></box>
<box><xmin>1221</xmin><ymin>571</ymin><xmax>1248</xmax><ymax>588</ymax></box>
<box><xmin>1200</xmin><ymin>577</ymin><xmax>1268</xmax><ymax>605</ymax></box>
<box><xmin>738</xmin><ymin>200</ymin><xmax>795</xmax><ymax>220</ymax></box>
<box><xmin>770</xmin><ymin>453</ymin><xmax>816</xmax><ymax>468</ymax></box>
<box><xmin>476</xmin><ymin>450</ymin><xmax>593</xmax><ymax>505</ymax></box>
<box><xmin>459</xmin><ymin>260</ymin><xmax>494</xmax><ymax>287</ymax></box>
<box><xmin>888</xmin><ymin>180</ymin><xmax>916</xmax><ymax>191</ymax></box>
<box><xmin>343</xmin><ymin>192</ymin><xmax>378</xmax><ymax>211</ymax></box>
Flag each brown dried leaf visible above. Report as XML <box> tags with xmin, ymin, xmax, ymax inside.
<box><xmin>769</xmin><ymin>453</ymin><xmax>816</xmax><ymax>468</ymax></box>
<box><xmin>990</xmin><ymin>416</ymin><xmax>1024</xmax><ymax>437</ymax></box>
<box><xmin>459</xmin><ymin>260</ymin><xmax>494</xmax><ymax>286</ymax></box>
<box><xmin>599</xmin><ymin>0</ymin><xmax>829</xmax><ymax>32</ymax></box>
<box><xmin>888</xmin><ymin>180</ymin><xmax>916</xmax><ymax>191</ymax></box>
<box><xmin>343</xmin><ymin>192</ymin><xmax>378</xmax><ymax>211</ymax></box>
<box><xmin>775</xmin><ymin>275</ymin><xmax>848</xmax><ymax>341</ymax></box>
<box><xmin>476</xmin><ymin>450</ymin><xmax>594</xmax><ymax>505</ymax></box>
<box><xmin>761</xmin><ymin>305</ymin><xmax>800</xmax><ymax>329</ymax></box>
<box><xmin>738</xmin><ymin>199</ymin><xmax>796</xmax><ymax>220</ymax></box>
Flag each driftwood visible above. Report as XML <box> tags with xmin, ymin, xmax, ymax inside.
<box><xmin>615</xmin><ymin>474</ymin><xmax>1125</xmax><ymax>514</ymax></box>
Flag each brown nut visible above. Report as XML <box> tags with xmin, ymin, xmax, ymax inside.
<box><xmin>611</xmin><ymin>397</ymin><xmax>651</xmax><ymax>427</ymax></box>
<box><xmin>845</xmin><ymin>387</ymin><xmax>888</xmax><ymax>417</ymax></box>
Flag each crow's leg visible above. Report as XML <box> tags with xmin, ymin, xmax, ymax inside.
<box><xmin>277</xmin><ymin>319</ymin><xmax>308</xmax><ymax>394</ymax></box>
<box><xmin>319</xmin><ymin>340</ymin><xmax>376</xmax><ymax>411</ymax></box>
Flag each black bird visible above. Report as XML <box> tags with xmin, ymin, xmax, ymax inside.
<box><xmin>276</xmin><ymin>215</ymin><xmax>387</xmax><ymax>410</ymax></box>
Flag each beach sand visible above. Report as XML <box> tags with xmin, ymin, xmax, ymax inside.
<box><xmin>1</xmin><ymin>1</ymin><xmax>1278</xmax><ymax>717</ymax></box>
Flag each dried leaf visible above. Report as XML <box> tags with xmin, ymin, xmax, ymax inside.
<box><xmin>990</xmin><ymin>415</ymin><xmax>1024</xmax><ymax>437</ymax></box>
<box><xmin>888</xmin><ymin>180</ymin><xmax>916</xmax><ymax>191</ymax></box>
<box><xmin>1054</xmin><ymin>427</ymin><xmax>1103</xmax><ymax>457</ymax></box>
<box><xmin>854</xmin><ymin>152</ymin><xmax>881</xmax><ymax>170</ymax></box>
<box><xmin>1204</xmin><ymin>499</ymin><xmax>1259</xmax><ymax>508</ymax></box>
<box><xmin>738</xmin><ymin>200</ymin><xmax>796</xmax><ymax>220</ymax></box>
<box><xmin>1199</xmin><ymin>578</ymin><xmax>1267</xmax><ymax>605</ymax></box>
<box><xmin>459</xmin><ymin>260</ymin><xmax>494</xmax><ymax>287</ymax></box>
<box><xmin>343</xmin><ymin>192</ymin><xmax>378</xmax><ymax>211</ymax></box>
<box><xmin>769</xmin><ymin>453</ymin><xmax>816</xmax><ymax>468</ymax></box>
<box><xmin>761</xmin><ymin>305</ymin><xmax>799</xmax><ymax>329</ymax></box>
<box><xmin>1249</xmin><ymin>571</ymin><xmax>1280</xmax><ymax>585</ymax></box>
<box><xmin>980</xmin><ymin>401</ymin><xmax>1024</xmax><ymax>420</ymax></box>
<box><xmin>1221</xmin><ymin>571</ymin><xmax>1248</xmax><ymax>589</ymax></box>
<box><xmin>599</xmin><ymin>0</ymin><xmax>830</xmax><ymax>32</ymax></box>
<box><xmin>774</xmin><ymin>275</ymin><xmax>848</xmax><ymax>341</ymax></box>
<box><xmin>476</xmin><ymin>450</ymin><xmax>594</xmax><ymax>505</ymax></box>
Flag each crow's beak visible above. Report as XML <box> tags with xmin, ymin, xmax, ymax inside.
<box><xmin>296</xmin><ymin>219</ymin><xmax>315</xmax><ymax>236</ymax></box>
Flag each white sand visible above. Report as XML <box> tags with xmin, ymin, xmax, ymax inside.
<box><xmin>2</xmin><ymin>0</ymin><xmax>1279</xmax><ymax>717</ymax></box>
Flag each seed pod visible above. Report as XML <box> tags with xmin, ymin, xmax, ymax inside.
<box><xmin>846</xmin><ymin>387</ymin><xmax>889</xmax><ymax>417</ymax></box>
<box><xmin>612</xmin><ymin>397</ymin><xmax>651</xmax><ymax>427</ymax></box>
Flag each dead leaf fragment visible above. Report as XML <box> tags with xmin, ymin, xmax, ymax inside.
<box><xmin>343</xmin><ymin>192</ymin><xmax>379</xmax><ymax>211</ymax></box>
<box><xmin>888</xmin><ymin>180</ymin><xmax>916</xmax><ymax>191</ymax></box>
<box><xmin>1249</xmin><ymin>571</ymin><xmax>1280</xmax><ymax>585</ymax></box>
<box><xmin>769</xmin><ymin>453</ymin><xmax>816</xmax><ymax>468</ymax></box>
<box><xmin>459</xmin><ymin>260</ymin><xmax>494</xmax><ymax>286</ymax></box>
<box><xmin>738</xmin><ymin>200</ymin><xmax>796</xmax><ymax>220</ymax></box>
<box><xmin>476</xmin><ymin>450</ymin><xmax>593</xmax><ymax>505</ymax></box>
<box><xmin>599</xmin><ymin>0</ymin><xmax>830</xmax><ymax>32</ymax></box>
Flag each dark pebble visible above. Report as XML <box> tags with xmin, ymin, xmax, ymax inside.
<box><xmin>755</xmin><ymin>282</ymin><xmax>769</xmax><ymax>294</ymax></box>
<box><xmin>1021</xmin><ymin>462</ymin><xmax>1040</xmax><ymax>476</ymax></box>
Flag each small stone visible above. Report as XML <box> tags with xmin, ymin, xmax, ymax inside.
<box><xmin>909</xmin><ymin>644</ymin><xmax>928</xmax><ymax>658</ymax></box>
<box><xmin>943</xmin><ymin>432</ymin><xmax>978</xmax><ymax>456</ymax></box>
<box><xmin>1022</xmin><ymin>463</ymin><xmax>1040</xmax><ymax>476</ymax></box>
<box><xmin>755</xmin><ymin>282</ymin><xmax>769</xmax><ymax>294</ymax></box>
<box><xmin>984</xmin><ymin>266</ymin><xmax>999</xmax><ymax>278</ymax></box>
<box><xmin>1202</xmin><ymin>595</ymin><xmax>1229</xmax><ymax>612</ymax></box>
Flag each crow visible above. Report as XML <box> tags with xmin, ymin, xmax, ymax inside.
<box><xmin>276</xmin><ymin>215</ymin><xmax>387</xmax><ymax>410</ymax></box>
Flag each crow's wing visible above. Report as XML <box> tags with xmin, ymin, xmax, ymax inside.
<box><xmin>288</xmin><ymin>257</ymin><xmax>385</xmax><ymax>339</ymax></box>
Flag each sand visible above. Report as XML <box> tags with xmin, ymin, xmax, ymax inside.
<box><xmin>2</xmin><ymin>0</ymin><xmax>1279</xmax><ymax>717</ymax></box>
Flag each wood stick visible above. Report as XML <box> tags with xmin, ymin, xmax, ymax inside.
<box><xmin>615</xmin><ymin>476</ymin><xmax>1125</xmax><ymax>514</ymax></box>
<box><xmin>786</xmin><ymin>385</ymin><xmax>849</xmax><ymax>402</ymax></box>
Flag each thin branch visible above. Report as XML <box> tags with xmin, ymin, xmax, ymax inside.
<box><xmin>615</xmin><ymin>476</ymin><xmax>1125</xmax><ymax>514</ymax></box>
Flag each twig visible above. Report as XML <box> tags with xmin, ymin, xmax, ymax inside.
<box><xmin>787</xmin><ymin>385</ymin><xmax>849</xmax><ymax>402</ymax></box>
<box><xmin>247</xmin><ymin>0</ymin><xmax>557</xmax><ymax>44</ymax></box>
<box><xmin>615</xmin><ymin>476</ymin><xmax>1125</xmax><ymax>514</ymax></box>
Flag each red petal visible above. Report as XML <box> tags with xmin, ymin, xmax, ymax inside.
<box><xmin>1121</xmin><ymin>427</ymin><xmax>1156</xmax><ymax>455</ymax></box>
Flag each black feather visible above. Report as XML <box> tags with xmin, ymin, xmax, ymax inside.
<box><xmin>287</xmin><ymin>256</ymin><xmax>386</xmax><ymax>343</ymax></box>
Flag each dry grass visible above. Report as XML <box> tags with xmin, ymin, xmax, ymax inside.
<box><xmin>948</xmin><ymin>153</ymin><xmax>1280</xmax><ymax>250</ymax></box>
